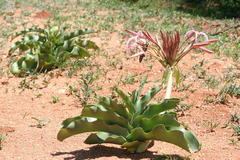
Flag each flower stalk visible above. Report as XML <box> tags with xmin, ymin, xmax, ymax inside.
<box><xmin>165</xmin><ymin>68</ymin><xmax>173</xmax><ymax>99</ymax></box>
<box><xmin>126</xmin><ymin>29</ymin><xmax>217</xmax><ymax>99</ymax></box>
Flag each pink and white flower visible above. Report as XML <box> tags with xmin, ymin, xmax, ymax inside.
<box><xmin>125</xmin><ymin>30</ymin><xmax>148</xmax><ymax>58</ymax></box>
<box><xmin>126</xmin><ymin>29</ymin><xmax>217</xmax><ymax>67</ymax></box>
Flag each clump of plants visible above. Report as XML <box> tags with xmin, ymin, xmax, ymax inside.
<box><xmin>8</xmin><ymin>25</ymin><xmax>99</xmax><ymax>76</ymax></box>
<box><xmin>219</xmin><ymin>83</ymin><xmax>240</xmax><ymax>99</ymax></box>
<box><xmin>57</xmin><ymin>29</ymin><xmax>216</xmax><ymax>153</ymax></box>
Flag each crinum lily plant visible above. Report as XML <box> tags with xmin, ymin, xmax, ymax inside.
<box><xmin>57</xmin><ymin>29</ymin><xmax>216</xmax><ymax>154</ymax></box>
<box><xmin>126</xmin><ymin>29</ymin><xmax>217</xmax><ymax>99</ymax></box>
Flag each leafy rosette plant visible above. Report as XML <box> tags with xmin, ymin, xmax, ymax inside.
<box><xmin>8</xmin><ymin>25</ymin><xmax>99</xmax><ymax>76</ymax></box>
<box><xmin>57</xmin><ymin>79</ymin><xmax>200</xmax><ymax>153</ymax></box>
<box><xmin>126</xmin><ymin>29</ymin><xmax>217</xmax><ymax>98</ymax></box>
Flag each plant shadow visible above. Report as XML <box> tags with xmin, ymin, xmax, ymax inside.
<box><xmin>52</xmin><ymin>145</ymin><xmax>189</xmax><ymax>160</ymax></box>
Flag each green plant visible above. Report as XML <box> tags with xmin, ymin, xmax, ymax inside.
<box><xmin>8</xmin><ymin>25</ymin><xmax>99</xmax><ymax>76</ymax></box>
<box><xmin>228</xmin><ymin>138</ymin><xmax>239</xmax><ymax>146</ymax></box>
<box><xmin>203</xmin><ymin>120</ymin><xmax>219</xmax><ymax>132</ymax></box>
<box><xmin>68</xmin><ymin>72</ymin><xmax>98</xmax><ymax>105</ymax></box>
<box><xmin>0</xmin><ymin>133</ymin><xmax>5</xmax><ymax>150</ymax></box>
<box><xmin>31</xmin><ymin>117</ymin><xmax>50</xmax><ymax>128</ymax></box>
<box><xmin>119</xmin><ymin>74</ymin><xmax>137</xmax><ymax>85</ymax></box>
<box><xmin>234</xmin><ymin>126</ymin><xmax>240</xmax><ymax>136</ymax></box>
<box><xmin>219</xmin><ymin>83</ymin><xmax>240</xmax><ymax>98</ymax></box>
<box><xmin>225</xmin><ymin>113</ymin><xmax>240</xmax><ymax>137</ymax></box>
<box><xmin>57</xmin><ymin>79</ymin><xmax>200</xmax><ymax>153</ymax></box>
<box><xmin>204</xmin><ymin>75</ymin><xmax>221</xmax><ymax>89</ymax></box>
<box><xmin>51</xmin><ymin>96</ymin><xmax>60</xmax><ymax>104</ymax></box>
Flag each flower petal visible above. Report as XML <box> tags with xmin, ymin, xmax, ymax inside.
<box><xmin>193</xmin><ymin>39</ymin><xmax>217</xmax><ymax>48</ymax></box>
<box><xmin>129</xmin><ymin>51</ymin><xmax>145</xmax><ymax>58</ymax></box>
<box><xmin>185</xmin><ymin>29</ymin><xmax>196</xmax><ymax>40</ymax></box>
<box><xmin>126</xmin><ymin>36</ymin><xmax>137</xmax><ymax>52</ymax></box>
<box><xmin>125</xmin><ymin>30</ymin><xmax>138</xmax><ymax>36</ymax></box>
<box><xmin>199</xmin><ymin>47</ymin><xmax>214</xmax><ymax>53</ymax></box>
<box><xmin>198</xmin><ymin>32</ymin><xmax>209</xmax><ymax>41</ymax></box>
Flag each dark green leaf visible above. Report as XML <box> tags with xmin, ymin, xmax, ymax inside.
<box><xmin>71</xmin><ymin>46</ymin><xmax>91</xmax><ymax>58</ymax></box>
<box><xmin>132</xmin><ymin>77</ymin><xmax>147</xmax><ymax>104</ymax></box>
<box><xmin>139</xmin><ymin>85</ymin><xmax>162</xmax><ymax>111</ymax></box>
<box><xmin>143</xmin><ymin>98</ymin><xmax>180</xmax><ymax>118</ymax></box>
<box><xmin>77</xmin><ymin>40</ymin><xmax>99</xmax><ymax>50</ymax></box>
<box><xmin>81</xmin><ymin>105</ymin><xmax>129</xmax><ymax>128</ymax></box>
<box><xmin>64</xmin><ymin>28</ymin><xmax>94</xmax><ymax>40</ymax></box>
<box><xmin>98</xmin><ymin>97</ymin><xmax>129</xmax><ymax>119</ymax></box>
<box><xmin>122</xmin><ymin>140</ymin><xmax>152</xmax><ymax>153</ymax></box>
<box><xmin>57</xmin><ymin>116</ymin><xmax>128</xmax><ymax>141</ymax></box>
<box><xmin>84</xmin><ymin>132</ymin><xmax>126</xmax><ymax>145</ymax></box>
<box><xmin>127</xmin><ymin>125</ymin><xmax>200</xmax><ymax>153</ymax></box>
<box><xmin>139</xmin><ymin>113</ymin><xmax>179</xmax><ymax>131</ymax></box>
<box><xmin>115</xmin><ymin>88</ymin><xmax>135</xmax><ymax>114</ymax></box>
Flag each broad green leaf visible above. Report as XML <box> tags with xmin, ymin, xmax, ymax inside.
<box><xmin>122</xmin><ymin>140</ymin><xmax>152</xmax><ymax>153</ymax></box>
<box><xmin>131</xmin><ymin>77</ymin><xmax>148</xmax><ymax>113</ymax></box>
<box><xmin>64</xmin><ymin>29</ymin><xmax>94</xmax><ymax>40</ymax></box>
<box><xmin>143</xmin><ymin>98</ymin><xmax>180</xmax><ymax>118</ymax></box>
<box><xmin>9</xmin><ymin>41</ymin><xmax>29</xmax><ymax>55</ymax></box>
<box><xmin>62</xmin><ymin>40</ymin><xmax>70</xmax><ymax>50</ymax></box>
<box><xmin>126</xmin><ymin>125</ymin><xmax>200</xmax><ymax>153</ymax></box>
<box><xmin>57</xmin><ymin>116</ymin><xmax>128</xmax><ymax>141</ymax></box>
<box><xmin>98</xmin><ymin>97</ymin><xmax>129</xmax><ymax>119</ymax></box>
<box><xmin>71</xmin><ymin>46</ymin><xmax>90</xmax><ymax>58</ymax></box>
<box><xmin>11</xmin><ymin>27</ymin><xmax>45</xmax><ymax>38</ymax></box>
<box><xmin>84</xmin><ymin>132</ymin><xmax>126</xmax><ymax>145</ymax></box>
<box><xmin>115</xmin><ymin>88</ymin><xmax>135</xmax><ymax>114</ymax></box>
<box><xmin>50</xmin><ymin>26</ymin><xmax>59</xmax><ymax>33</ymax></box>
<box><xmin>10</xmin><ymin>61</ymin><xmax>22</xmax><ymax>75</ymax></box>
<box><xmin>140</xmin><ymin>85</ymin><xmax>162</xmax><ymax>111</ymax></box>
<box><xmin>77</xmin><ymin>40</ymin><xmax>99</xmax><ymax>50</ymax></box>
<box><xmin>132</xmin><ymin>77</ymin><xmax>147</xmax><ymax>104</ymax></box>
<box><xmin>139</xmin><ymin>113</ymin><xmax>179</xmax><ymax>131</ymax></box>
<box><xmin>10</xmin><ymin>55</ymin><xmax>37</xmax><ymax>75</ymax></box>
<box><xmin>81</xmin><ymin>105</ymin><xmax>129</xmax><ymax>128</ymax></box>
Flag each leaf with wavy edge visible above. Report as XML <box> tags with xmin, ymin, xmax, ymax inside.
<box><xmin>81</xmin><ymin>105</ymin><xmax>129</xmax><ymax>128</ymax></box>
<box><xmin>57</xmin><ymin>116</ymin><xmax>128</xmax><ymax>141</ymax></box>
<box><xmin>122</xmin><ymin>140</ymin><xmax>152</xmax><ymax>153</ymax></box>
<box><xmin>139</xmin><ymin>113</ymin><xmax>179</xmax><ymax>132</ymax></box>
<box><xmin>84</xmin><ymin>132</ymin><xmax>126</xmax><ymax>145</ymax></box>
<box><xmin>126</xmin><ymin>125</ymin><xmax>200</xmax><ymax>153</ymax></box>
<box><xmin>98</xmin><ymin>97</ymin><xmax>129</xmax><ymax>120</ymax></box>
<box><xmin>143</xmin><ymin>98</ymin><xmax>180</xmax><ymax>118</ymax></box>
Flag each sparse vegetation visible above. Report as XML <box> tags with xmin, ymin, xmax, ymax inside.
<box><xmin>0</xmin><ymin>0</ymin><xmax>239</xmax><ymax>159</ymax></box>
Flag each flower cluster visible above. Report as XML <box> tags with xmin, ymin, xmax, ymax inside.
<box><xmin>126</xmin><ymin>29</ymin><xmax>217</xmax><ymax>68</ymax></box>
